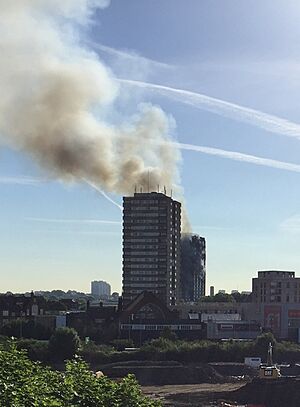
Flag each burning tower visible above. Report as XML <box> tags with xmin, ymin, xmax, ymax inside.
<box><xmin>180</xmin><ymin>234</ymin><xmax>206</xmax><ymax>302</ymax></box>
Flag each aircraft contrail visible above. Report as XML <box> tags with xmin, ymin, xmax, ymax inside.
<box><xmin>120</xmin><ymin>79</ymin><xmax>300</xmax><ymax>140</ymax></box>
<box><xmin>0</xmin><ymin>176</ymin><xmax>41</xmax><ymax>185</ymax></box>
<box><xmin>83</xmin><ymin>179</ymin><xmax>122</xmax><ymax>211</ymax></box>
<box><xmin>25</xmin><ymin>217</ymin><xmax>120</xmax><ymax>225</ymax></box>
<box><xmin>80</xmin><ymin>144</ymin><xmax>300</xmax><ymax>206</ymax></box>
<box><xmin>90</xmin><ymin>42</ymin><xmax>172</xmax><ymax>70</ymax></box>
<box><xmin>175</xmin><ymin>142</ymin><xmax>300</xmax><ymax>173</ymax></box>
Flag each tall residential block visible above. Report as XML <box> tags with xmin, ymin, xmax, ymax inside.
<box><xmin>91</xmin><ymin>280</ymin><xmax>111</xmax><ymax>299</ymax></box>
<box><xmin>122</xmin><ymin>192</ymin><xmax>181</xmax><ymax>307</ymax></box>
<box><xmin>180</xmin><ymin>234</ymin><xmax>206</xmax><ymax>302</ymax></box>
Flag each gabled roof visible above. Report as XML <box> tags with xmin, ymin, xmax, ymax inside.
<box><xmin>120</xmin><ymin>291</ymin><xmax>177</xmax><ymax>321</ymax></box>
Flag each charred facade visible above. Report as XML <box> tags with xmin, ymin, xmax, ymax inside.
<box><xmin>180</xmin><ymin>234</ymin><xmax>206</xmax><ymax>302</ymax></box>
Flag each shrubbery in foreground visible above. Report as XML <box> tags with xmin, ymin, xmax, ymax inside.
<box><xmin>0</xmin><ymin>343</ymin><xmax>160</xmax><ymax>406</ymax></box>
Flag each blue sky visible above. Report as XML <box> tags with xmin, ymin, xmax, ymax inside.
<box><xmin>2</xmin><ymin>0</ymin><xmax>300</xmax><ymax>294</ymax></box>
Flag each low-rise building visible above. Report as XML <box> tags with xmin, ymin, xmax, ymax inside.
<box><xmin>252</xmin><ymin>270</ymin><xmax>300</xmax><ymax>339</ymax></box>
<box><xmin>119</xmin><ymin>291</ymin><xmax>205</xmax><ymax>343</ymax></box>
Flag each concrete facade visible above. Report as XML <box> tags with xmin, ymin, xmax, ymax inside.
<box><xmin>252</xmin><ymin>270</ymin><xmax>300</xmax><ymax>339</ymax></box>
<box><xmin>91</xmin><ymin>280</ymin><xmax>111</xmax><ymax>299</ymax></box>
<box><xmin>122</xmin><ymin>192</ymin><xmax>181</xmax><ymax>307</ymax></box>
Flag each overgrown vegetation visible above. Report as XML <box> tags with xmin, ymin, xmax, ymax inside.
<box><xmin>0</xmin><ymin>342</ymin><xmax>161</xmax><ymax>406</ymax></box>
<box><xmin>4</xmin><ymin>331</ymin><xmax>300</xmax><ymax>366</ymax></box>
<box><xmin>81</xmin><ymin>333</ymin><xmax>300</xmax><ymax>365</ymax></box>
<box><xmin>198</xmin><ymin>291</ymin><xmax>251</xmax><ymax>303</ymax></box>
<box><xmin>0</xmin><ymin>318</ymin><xmax>51</xmax><ymax>339</ymax></box>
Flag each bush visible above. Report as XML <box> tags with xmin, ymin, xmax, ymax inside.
<box><xmin>111</xmin><ymin>339</ymin><xmax>134</xmax><ymax>351</ymax></box>
<box><xmin>77</xmin><ymin>336</ymin><xmax>300</xmax><ymax>365</ymax></box>
<box><xmin>49</xmin><ymin>327</ymin><xmax>80</xmax><ymax>361</ymax></box>
<box><xmin>80</xmin><ymin>342</ymin><xmax>116</xmax><ymax>364</ymax></box>
<box><xmin>254</xmin><ymin>332</ymin><xmax>277</xmax><ymax>361</ymax></box>
<box><xmin>0</xmin><ymin>342</ymin><xmax>161</xmax><ymax>406</ymax></box>
<box><xmin>160</xmin><ymin>327</ymin><xmax>177</xmax><ymax>341</ymax></box>
<box><xmin>16</xmin><ymin>338</ymin><xmax>49</xmax><ymax>361</ymax></box>
<box><xmin>0</xmin><ymin>319</ymin><xmax>51</xmax><ymax>339</ymax></box>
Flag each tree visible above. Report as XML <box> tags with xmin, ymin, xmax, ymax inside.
<box><xmin>0</xmin><ymin>342</ymin><xmax>161</xmax><ymax>406</ymax></box>
<box><xmin>160</xmin><ymin>327</ymin><xmax>177</xmax><ymax>341</ymax></box>
<box><xmin>254</xmin><ymin>332</ymin><xmax>277</xmax><ymax>361</ymax></box>
<box><xmin>199</xmin><ymin>293</ymin><xmax>235</xmax><ymax>303</ymax></box>
<box><xmin>231</xmin><ymin>291</ymin><xmax>252</xmax><ymax>303</ymax></box>
<box><xmin>49</xmin><ymin>327</ymin><xmax>80</xmax><ymax>361</ymax></box>
<box><xmin>0</xmin><ymin>319</ymin><xmax>51</xmax><ymax>339</ymax></box>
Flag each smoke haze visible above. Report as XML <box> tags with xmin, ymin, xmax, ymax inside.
<box><xmin>0</xmin><ymin>0</ymin><xmax>189</xmax><ymax>227</ymax></box>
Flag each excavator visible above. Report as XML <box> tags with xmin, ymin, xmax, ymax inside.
<box><xmin>258</xmin><ymin>342</ymin><xmax>281</xmax><ymax>380</ymax></box>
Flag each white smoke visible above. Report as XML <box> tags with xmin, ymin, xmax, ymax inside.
<box><xmin>0</xmin><ymin>0</ymin><xmax>187</xmax><ymax>224</ymax></box>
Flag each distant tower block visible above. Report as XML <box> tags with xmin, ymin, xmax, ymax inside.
<box><xmin>210</xmin><ymin>286</ymin><xmax>215</xmax><ymax>296</ymax></box>
<box><xmin>91</xmin><ymin>280</ymin><xmax>111</xmax><ymax>299</ymax></box>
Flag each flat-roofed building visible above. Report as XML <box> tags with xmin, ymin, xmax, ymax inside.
<box><xmin>252</xmin><ymin>270</ymin><xmax>299</xmax><ymax>304</ymax></box>
<box><xmin>91</xmin><ymin>280</ymin><xmax>111</xmax><ymax>299</ymax></box>
<box><xmin>252</xmin><ymin>270</ymin><xmax>300</xmax><ymax>339</ymax></box>
<box><xmin>122</xmin><ymin>192</ymin><xmax>181</xmax><ymax>307</ymax></box>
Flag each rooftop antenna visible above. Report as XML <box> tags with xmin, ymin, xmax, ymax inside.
<box><xmin>134</xmin><ymin>185</ymin><xmax>137</xmax><ymax>193</ymax></box>
<box><xmin>157</xmin><ymin>184</ymin><xmax>160</xmax><ymax>193</ymax></box>
<box><xmin>164</xmin><ymin>186</ymin><xmax>166</xmax><ymax>195</ymax></box>
<box><xmin>147</xmin><ymin>170</ymin><xmax>150</xmax><ymax>193</ymax></box>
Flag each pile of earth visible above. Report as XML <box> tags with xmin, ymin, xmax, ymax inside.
<box><xmin>229</xmin><ymin>377</ymin><xmax>300</xmax><ymax>407</ymax></box>
<box><xmin>100</xmin><ymin>360</ymin><xmax>225</xmax><ymax>385</ymax></box>
<box><xmin>209</xmin><ymin>363</ymin><xmax>257</xmax><ymax>379</ymax></box>
<box><xmin>143</xmin><ymin>379</ymin><xmax>300</xmax><ymax>407</ymax></box>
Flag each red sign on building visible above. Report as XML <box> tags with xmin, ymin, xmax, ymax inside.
<box><xmin>264</xmin><ymin>305</ymin><xmax>281</xmax><ymax>334</ymax></box>
<box><xmin>288</xmin><ymin>309</ymin><xmax>300</xmax><ymax>318</ymax></box>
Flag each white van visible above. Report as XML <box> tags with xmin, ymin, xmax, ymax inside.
<box><xmin>244</xmin><ymin>357</ymin><xmax>261</xmax><ymax>368</ymax></box>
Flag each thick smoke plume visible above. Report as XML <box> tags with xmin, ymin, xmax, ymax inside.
<box><xmin>0</xmin><ymin>0</ymin><xmax>189</xmax><ymax>229</ymax></box>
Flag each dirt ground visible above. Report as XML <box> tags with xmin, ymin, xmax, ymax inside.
<box><xmin>142</xmin><ymin>383</ymin><xmax>246</xmax><ymax>406</ymax></box>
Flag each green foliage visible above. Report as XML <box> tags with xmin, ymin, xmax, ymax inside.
<box><xmin>111</xmin><ymin>338</ymin><xmax>134</xmax><ymax>351</ymax></box>
<box><xmin>10</xmin><ymin>331</ymin><xmax>300</xmax><ymax>367</ymax></box>
<box><xmin>0</xmin><ymin>343</ymin><xmax>161</xmax><ymax>406</ymax></box>
<box><xmin>81</xmin><ymin>341</ymin><xmax>116</xmax><ymax>363</ymax></box>
<box><xmin>199</xmin><ymin>293</ymin><xmax>236</xmax><ymax>302</ymax></box>
<box><xmin>0</xmin><ymin>319</ymin><xmax>51</xmax><ymax>339</ymax></box>
<box><xmin>254</xmin><ymin>332</ymin><xmax>277</xmax><ymax>360</ymax></box>
<box><xmin>16</xmin><ymin>338</ymin><xmax>49</xmax><ymax>361</ymax></box>
<box><xmin>49</xmin><ymin>327</ymin><xmax>80</xmax><ymax>361</ymax></box>
<box><xmin>83</xmin><ymin>323</ymin><xmax>119</xmax><ymax>344</ymax></box>
<box><xmin>160</xmin><ymin>327</ymin><xmax>177</xmax><ymax>342</ymax></box>
<box><xmin>140</xmin><ymin>337</ymin><xmax>264</xmax><ymax>363</ymax></box>
<box><xmin>231</xmin><ymin>291</ymin><xmax>252</xmax><ymax>303</ymax></box>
